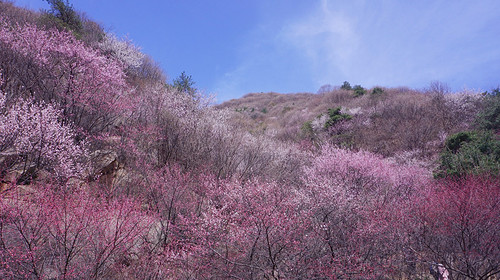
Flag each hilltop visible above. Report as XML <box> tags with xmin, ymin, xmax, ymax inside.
<box><xmin>218</xmin><ymin>84</ymin><xmax>482</xmax><ymax>161</ymax></box>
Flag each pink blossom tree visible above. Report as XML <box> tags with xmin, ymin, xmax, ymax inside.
<box><xmin>0</xmin><ymin>89</ymin><xmax>88</xmax><ymax>183</ymax></box>
<box><xmin>303</xmin><ymin>146</ymin><xmax>430</xmax><ymax>278</ymax></box>
<box><xmin>131</xmin><ymin>163</ymin><xmax>315</xmax><ymax>279</ymax></box>
<box><xmin>171</xmin><ymin>177</ymin><xmax>313</xmax><ymax>279</ymax></box>
<box><xmin>0</xmin><ymin>185</ymin><xmax>152</xmax><ymax>279</ymax></box>
<box><xmin>0</xmin><ymin>18</ymin><xmax>130</xmax><ymax>135</ymax></box>
<box><xmin>409</xmin><ymin>176</ymin><xmax>500</xmax><ymax>280</ymax></box>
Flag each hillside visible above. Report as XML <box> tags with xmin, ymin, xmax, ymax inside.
<box><xmin>218</xmin><ymin>85</ymin><xmax>482</xmax><ymax>161</ymax></box>
<box><xmin>0</xmin><ymin>1</ymin><xmax>499</xmax><ymax>279</ymax></box>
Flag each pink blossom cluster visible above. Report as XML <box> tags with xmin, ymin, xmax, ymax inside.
<box><xmin>0</xmin><ymin>90</ymin><xmax>88</xmax><ymax>180</ymax></box>
<box><xmin>0</xmin><ymin>17</ymin><xmax>130</xmax><ymax>134</ymax></box>
<box><xmin>0</xmin><ymin>187</ymin><xmax>150</xmax><ymax>279</ymax></box>
<box><xmin>409</xmin><ymin>176</ymin><xmax>500</xmax><ymax>279</ymax></box>
<box><xmin>0</xmin><ymin>156</ymin><xmax>498</xmax><ymax>279</ymax></box>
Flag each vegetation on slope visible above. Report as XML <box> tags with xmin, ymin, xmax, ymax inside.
<box><xmin>218</xmin><ymin>83</ymin><xmax>483</xmax><ymax>161</ymax></box>
<box><xmin>0</xmin><ymin>1</ymin><xmax>499</xmax><ymax>279</ymax></box>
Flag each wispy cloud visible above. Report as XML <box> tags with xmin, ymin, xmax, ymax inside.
<box><xmin>281</xmin><ymin>0</ymin><xmax>358</xmax><ymax>84</ymax></box>
<box><xmin>213</xmin><ymin>0</ymin><xmax>500</xmax><ymax>101</ymax></box>
<box><xmin>213</xmin><ymin>1</ymin><xmax>339</xmax><ymax>100</ymax></box>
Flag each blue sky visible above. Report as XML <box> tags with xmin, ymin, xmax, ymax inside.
<box><xmin>12</xmin><ymin>0</ymin><xmax>500</xmax><ymax>102</ymax></box>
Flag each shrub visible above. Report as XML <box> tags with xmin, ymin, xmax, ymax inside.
<box><xmin>444</xmin><ymin>131</ymin><xmax>476</xmax><ymax>153</ymax></box>
<box><xmin>427</xmin><ymin>80</ymin><xmax>450</xmax><ymax>95</ymax></box>
<box><xmin>301</xmin><ymin>120</ymin><xmax>314</xmax><ymax>140</ymax></box>
<box><xmin>0</xmin><ymin>186</ymin><xmax>151</xmax><ymax>279</ymax></box>
<box><xmin>0</xmin><ymin>1</ymin><xmax>40</xmax><ymax>26</ymax></box>
<box><xmin>0</xmin><ymin>19</ymin><xmax>130</xmax><ymax>135</ymax></box>
<box><xmin>317</xmin><ymin>84</ymin><xmax>334</xmax><ymax>94</ymax></box>
<box><xmin>134</xmin><ymin>55</ymin><xmax>166</xmax><ymax>82</ymax></box>
<box><xmin>436</xmin><ymin>130</ymin><xmax>500</xmax><ymax>177</ymax></box>
<box><xmin>352</xmin><ymin>91</ymin><xmax>456</xmax><ymax>157</ymax></box>
<box><xmin>98</xmin><ymin>33</ymin><xmax>144</xmax><ymax>70</ymax></box>
<box><xmin>353</xmin><ymin>85</ymin><xmax>366</xmax><ymax>96</ymax></box>
<box><xmin>324</xmin><ymin>107</ymin><xmax>352</xmax><ymax>129</ymax></box>
<box><xmin>371</xmin><ymin>87</ymin><xmax>384</xmax><ymax>95</ymax></box>
<box><xmin>303</xmin><ymin>146</ymin><xmax>430</xmax><ymax>278</ymax></box>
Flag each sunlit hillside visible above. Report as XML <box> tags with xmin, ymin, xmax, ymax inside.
<box><xmin>0</xmin><ymin>1</ymin><xmax>499</xmax><ymax>279</ymax></box>
<box><xmin>218</xmin><ymin>84</ymin><xmax>483</xmax><ymax>161</ymax></box>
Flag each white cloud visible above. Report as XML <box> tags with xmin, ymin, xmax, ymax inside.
<box><xmin>213</xmin><ymin>0</ymin><xmax>500</xmax><ymax>101</ymax></box>
<box><xmin>213</xmin><ymin>0</ymin><xmax>358</xmax><ymax>100</ymax></box>
<box><xmin>281</xmin><ymin>0</ymin><xmax>358</xmax><ymax>84</ymax></box>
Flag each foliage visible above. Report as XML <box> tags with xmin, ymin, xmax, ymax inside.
<box><xmin>436</xmin><ymin>130</ymin><xmax>500</xmax><ymax>177</ymax></box>
<box><xmin>301</xmin><ymin>120</ymin><xmax>314</xmax><ymax>138</ymax></box>
<box><xmin>43</xmin><ymin>0</ymin><xmax>82</xmax><ymax>33</ymax></box>
<box><xmin>340</xmin><ymin>80</ymin><xmax>352</xmax><ymax>90</ymax></box>
<box><xmin>98</xmin><ymin>33</ymin><xmax>144</xmax><ymax>70</ymax></box>
<box><xmin>195</xmin><ymin>179</ymin><xmax>313</xmax><ymax>279</ymax></box>
<box><xmin>324</xmin><ymin>107</ymin><xmax>352</xmax><ymax>129</ymax></box>
<box><xmin>444</xmin><ymin>131</ymin><xmax>476</xmax><ymax>153</ymax></box>
<box><xmin>353</xmin><ymin>85</ymin><xmax>366</xmax><ymax>96</ymax></box>
<box><xmin>0</xmin><ymin>1</ymin><xmax>40</xmax><ymax>26</ymax></box>
<box><xmin>173</xmin><ymin>71</ymin><xmax>196</xmax><ymax>96</ymax></box>
<box><xmin>0</xmin><ymin>186</ymin><xmax>151</xmax><ymax>279</ymax></box>
<box><xmin>427</xmin><ymin>80</ymin><xmax>450</xmax><ymax>95</ymax></box>
<box><xmin>129</xmin><ymin>81</ymin><xmax>304</xmax><ymax>184</ymax></box>
<box><xmin>477</xmin><ymin>87</ymin><xmax>500</xmax><ymax>131</ymax></box>
<box><xmin>134</xmin><ymin>55</ymin><xmax>166</xmax><ymax>82</ymax></box>
<box><xmin>304</xmin><ymin>146</ymin><xmax>430</xmax><ymax>278</ymax></box>
<box><xmin>317</xmin><ymin>84</ymin><xmax>335</xmax><ymax>94</ymax></box>
<box><xmin>1</xmin><ymin>3</ymin><xmax>499</xmax><ymax>279</ymax></box>
<box><xmin>371</xmin><ymin>86</ymin><xmax>384</xmax><ymax>95</ymax></box>
<box><xmin>217</xmin><ymin>87</ymin><xmax>482</xmax><ymax>159</ymax></box>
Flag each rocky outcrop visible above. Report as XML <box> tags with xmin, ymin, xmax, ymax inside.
<box><xmin>91</xmin><ymin>150</ymin><xmax>128</xmax><ymax>190</ymax></box>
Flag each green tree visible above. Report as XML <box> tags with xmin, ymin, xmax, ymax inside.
<box><xmin>324</xmin><ymin>107</ymin><xmax>352</xmax><ymax>129</ymax></box>
<box><xmin>477</xmin><ymin>88</ymin><xmax>500</xmax><ymax>131</ymax></box>
<box><xmin>173</xmin><ymin>71</ymin><xmax>196</xmax><ymax>96</ymax></box>
<box><xmin>371</xmin><ymin>87</ymin><xmax>384</xmax><ymax>95</ymax></box>
<box><xmin>340</xmin><ymin>81</ymin><xmax>352</xmax><ymax>90</ymax></box>
<box><xmin>353</xmin><ymin>85</ymin><xmax>366</xmax><ymax>97</ymax></box>
<box><xmin>44</xmin><ymin>0</ymin><xmax>82</xmax><ymax>33</ymax></box>
<box><xmin>435</xmin><ymin>131</ymin><xmax>500</xmax><ymax>178</ymax></box>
